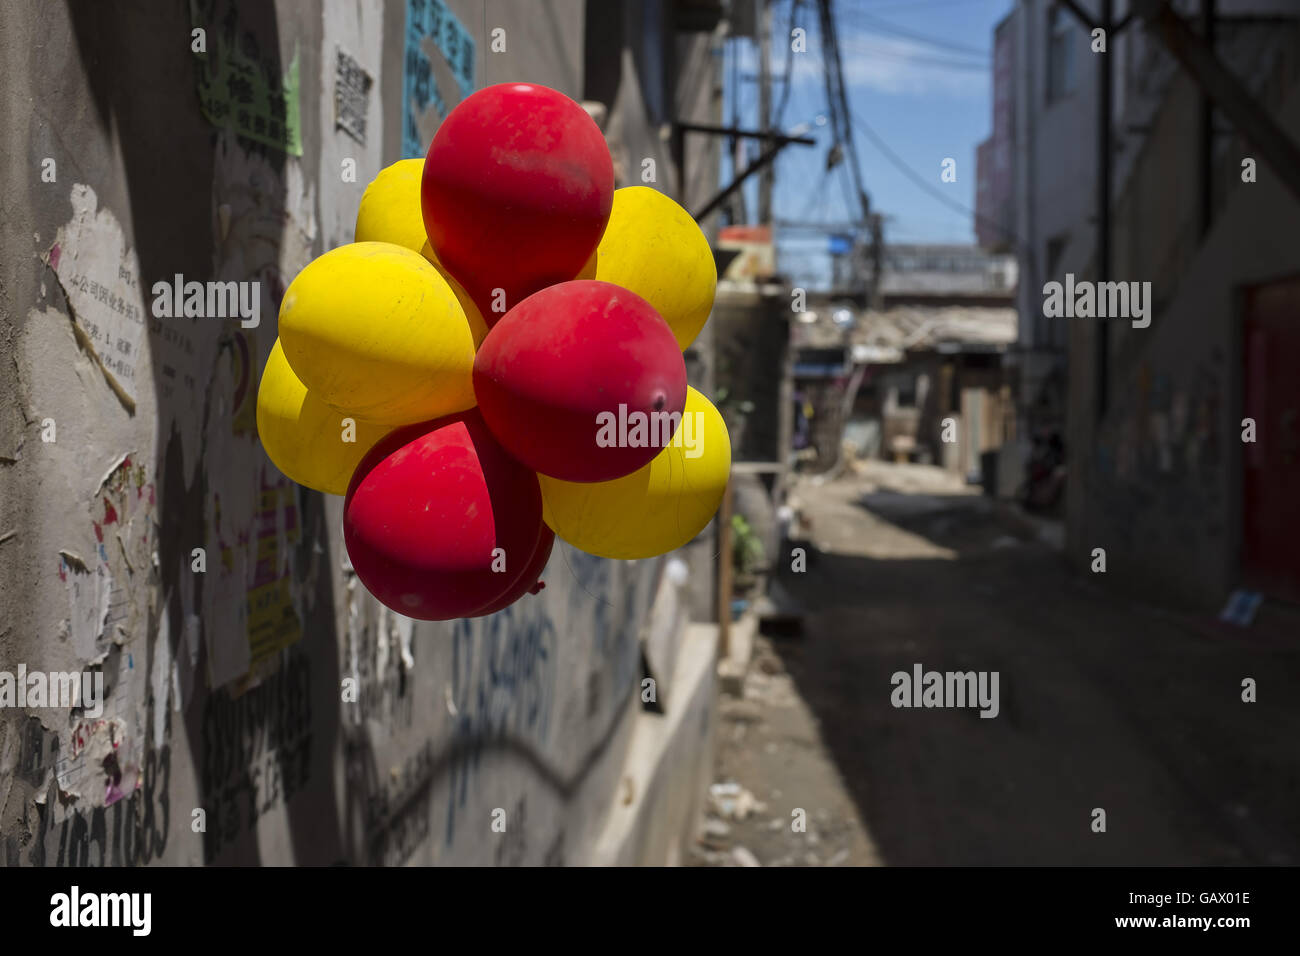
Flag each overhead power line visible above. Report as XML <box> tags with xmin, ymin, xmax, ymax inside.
<box><xmin>817</xmin><ymin>0</ymin><xmax>871</xmax><ymax>223</ymax></box>
<box><xmin>772</xmin><ymin>0</ymin><xmax>804</xmax><ymax>131</ymax></box>
<box><xmin>837</xmin><ymin>8</ymin><xmax>992</xmax><ymax>58</ymax></box>
<box><xmin>847</xmin><ymin>112</ymin><xmax>1026</xmax><ymax>248</ymax></box>
<box><xmin>865</xmin><ymin>0</ymin><xmax>988</xmax><ymax>12</ymax></box>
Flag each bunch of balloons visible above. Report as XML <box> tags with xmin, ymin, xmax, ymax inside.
<box><xmin>257</xmin><ymin>82</ymin><xmax>730</xmax><ymax>621</ymax></box>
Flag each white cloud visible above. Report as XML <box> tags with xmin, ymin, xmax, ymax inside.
<box><xmin>766</xmin><ymin>31</ymin><xmax>990</xmax><ymax>99</ymax></box>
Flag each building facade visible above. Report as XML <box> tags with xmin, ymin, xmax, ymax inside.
<box><xmin>981</xmin><ymin>0</ymin><xmax>1300</xmax><ymax>608</ymax></box>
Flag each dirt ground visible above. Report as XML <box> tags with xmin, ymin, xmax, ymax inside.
<box><xmin>692</xmin><ymin>461</ymin><xmax>1300</xmax><ymax>866</ymax></box>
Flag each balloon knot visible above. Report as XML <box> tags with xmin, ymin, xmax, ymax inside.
<box><xmin>527</xmin><ymin>579</ymin><xmax>546</xmax><ymax>595</ymax></box>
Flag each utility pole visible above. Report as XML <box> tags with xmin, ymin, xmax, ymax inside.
<box><xmin>871</xmin><ymin>213</ymin><xmax>883</xmax><ymax>307</ymax></box>
<box><xmin>1058</xmin><ymin>0</ymin><xmax>1119</xmax><ymax>420</ymax></box>
<box><xmin>1139</xmin><ymin>0</ymin><xmax>1300</xmax><ymax>205</ymax></box>
<box><xmin>758</xmin><ymin>0</ymin><xmax>774</xmax><ymax>224</ymax></box>
<box><xmin>727</xmin><ymin>33</ymin><xmax>748</xmax><ymax>224</ymax></box>
<box><xmin>1198</xmin><ymin>0</ymin><xmax>1216</xmax><ymax>237</ymax></box>
<box><xmin>1097</xmin><ymin>0</ymin><xmax>1112</xmax><ymax>421</ymax></box>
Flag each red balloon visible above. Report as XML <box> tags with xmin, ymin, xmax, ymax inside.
<box><xmin>471</xmin><ymin>525</ymin><xmax>555</xmax><ymax>617</ymax></box>
<box><xmin>473</xmin><ymin>280</ymin><xmax>687</xmax><ymax>483</ymax></box>
<box><xmin>421</xmin><ymin>83</ymin><xmax>614</xmax><ymax>324</ymax></box>
<box><xmin>343</xmin><ymin>409</ymin><xmax>543</xmax><ymax>620</ymax></box>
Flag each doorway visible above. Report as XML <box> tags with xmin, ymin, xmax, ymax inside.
<box><xmin>1241</xmin><ymin>275</ymin><xmax>1300</xmax><ymax>603</ymax></box>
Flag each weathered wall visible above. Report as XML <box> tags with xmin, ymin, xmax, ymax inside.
<box><xmin>0</xmin><ymin>0</ymin><xmax>716</xmax><ymax>866</ymax></box>
<box><xmin>1065</xmin><ymin>21</ymin><xmax>1300</xmax><ymax>609</ymax></box>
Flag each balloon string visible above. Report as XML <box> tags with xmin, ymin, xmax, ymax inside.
<box><xmin>559</xmin><ymin>540</ymin><xmax>614</xmax><ymax>608</ymax></box>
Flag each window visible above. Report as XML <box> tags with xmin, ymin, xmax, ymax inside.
<box><xmin>1045</xmin><ymin>234</ymin><xmax>1067</xmax><ymax>279</ymax></box>
<box><xmin>1047</xmin><ymin>5</ymin><xmax>1078</xmax><ymax>104</ymax></box>
<box><xmin>1039</xmin><ymin>234</ymin><xmax>1069</xmax><ymax>348</ymax></box>
<box><xmin>894</xmin><ymin>374</ymin><xmax>918</xmax><ymax>408</ymax></box>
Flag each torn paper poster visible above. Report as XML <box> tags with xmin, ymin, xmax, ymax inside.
<box><xmin>60</xmin><ymin>554</ymin><xmax>111</xmax><ymax>665</ymax></box>
<box><xmin>150</xmin><ymin>616</ymin><xmax>174</xmax><ymax>750</ymax></box>
<box><xmin>56</xmin><ymin>716</ymin><xmax>141</xmax><ymax>808</ymax></box>
<box><xmin>46</xmin><ymin>184</ymin><xmax>148</xmax><ymax>410</ymax></box>
<box><xmin>246</xmin><ymin>474</ymin><xmax>303</xmax><ymax>671</ymax></box>
<box><xmin>56</xmin><ymin>453</ymin><xmax>156</xmax><ymax>666</ymax></box>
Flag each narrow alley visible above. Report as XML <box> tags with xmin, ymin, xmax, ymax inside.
<box><xmin>697</xmin><ymin>462</ymin><xmax>1300</xmax><ymax>866</ymax></box>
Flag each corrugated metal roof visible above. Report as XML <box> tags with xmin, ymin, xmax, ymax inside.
<box><xmin>792</xmin><ymin>304</ymin><xmax>1018</xmax><ymax>354</ymax></box>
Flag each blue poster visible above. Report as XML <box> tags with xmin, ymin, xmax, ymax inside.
<box><xmin>403</xmin><ymin>0</ymin><xmax>477</xmax><ymax>158</ymax></box>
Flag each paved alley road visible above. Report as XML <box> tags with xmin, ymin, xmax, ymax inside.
<box><xmin>701</xmin><ymin>462</ymin><xmax>1300</xmax><ymax>866</ymax></box>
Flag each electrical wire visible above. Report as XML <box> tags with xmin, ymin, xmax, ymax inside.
<box><xmin>822</xmin><ymin>0</ymin><xmax>872</xmax><ymax>222</ymax></box>
<box><xmin>848</xmin><ymin>41</ymin><xmax>991</xmax><ymax>70</ymax></box>
<box><xmin>837</xmin><ymin>8</ymin><xmax>992</xmax><ymax>58</ymax></box>
<box><xmin>772</xmin><ymin>0</ymin><xmax>804</xmax><ymax>130</ymax></box>
<box><xmin>848</xmin><ymin>112</ymin><xmax>1026</xmax><ymax>248</ymax></box>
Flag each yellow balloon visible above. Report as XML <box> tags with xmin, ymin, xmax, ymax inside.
<box><xmin>539</xmin><ymin>387</ymin><xmax>731</xmax><ymax>559</ymax></box>
<box><xmin>354</xmin><ymin>158</ymin><xmax>426</xmax><ymax>255</ymax></box>
<box><xmin>354</xmin><ymin>159</ymin><xmax>487</xmax><ymax>346</ymax></box>
<box><xmin>278</xmin><ymin>242</ymin><xmax>478</xmax><ymax>425</ymax></box>
<box><xmin>593</xmin><ymin>186</ymin><xmax>716</xmax><ymax>350</ymax></box>
<box><xmin>257</xmin><ymin>339</ymin><xmax>389</xmax><ymax>495</ymax></box>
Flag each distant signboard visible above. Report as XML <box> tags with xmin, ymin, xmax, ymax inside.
<box><xmin>718</xmin><ymin>224</ymin><xmax>775</xmax><ymax>280</ymax></box>
<box><xmin>852</xmin><ymin>343</ymin><xmax>905</xmax><ymax>365</ymax></box>
<box><xmin>828</xmin><ymin>233</ymin><xmax>852</xmax><ymax>255</ymax></box>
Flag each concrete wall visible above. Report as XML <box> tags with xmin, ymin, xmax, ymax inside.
<box><xmin>0</xmin><ymin>0</ymin><xmax>718</xmax><ymax>866</ymax></box>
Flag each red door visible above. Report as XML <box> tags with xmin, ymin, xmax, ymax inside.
<box><xmin>1242</xmin><ymin>276</ymin><xmax>1300</xmax><ymax>603</ymax></box>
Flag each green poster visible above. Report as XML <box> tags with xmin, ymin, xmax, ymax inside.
<box><xmin>191</xmin><ymin>0</ymin><xmax>303</xmax><ymax>156</ymax></box>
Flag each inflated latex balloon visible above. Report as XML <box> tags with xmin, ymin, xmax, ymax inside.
<box><xmin>421</xmin><ymin>82</ymin><xmax>614</xmax><ymax>323</ymax></box>
<box><xmin>473</xmin><ymin>280</ymin><xmax>687</xmax><ymax>482</ymax></box>
<box><xmin>354</xmin><ymin>160</ymin><xmax>488</xmax><ymax>346</ymax></box>
<box><xmin>539</xmin><ymin>387</ymin><xmax>731</xmax><ymax>560</ymax></box>
<box><xmin>473</xmin><ymin>525</ymin><xmax>555</xmax><ymax>617</ymax></box>
<box><xmin>354</xmin><ymin>158</ymin><xmax>428</xmax><ymax>255</ymax></box>
<box><xmin>278</xmin><ymin>242</ymin><xmax>478</xmax><ymax>425</ymax></box>
<box><xmin>344</xmin><ymin>410</ymin><xmax>544</xmax><ymax>620</ymax></box>
<box><xmin>256</xmin><ymin>339</ymin><xmax>389</xmax><ymax>495</ymax></box>
<box><xmin>592</xmin><ymin>186</ymin><xmax>716</xmax><ymax>350</ymax></box>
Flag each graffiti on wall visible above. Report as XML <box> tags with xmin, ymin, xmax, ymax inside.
<box><xmin>346</xmin><ymin>600</ymin><xmax>417</xmax><ymax>732</ymax></box>
<box><xmin>361</xmin><ymin>737</ymin><xmax>435</xmax><ymax>867</ymax></box>
<box><xmin>444</xmin><ymin>599</ymin><xmax>558</xmax><ymax>844</ymax></box>
<box><xmin>402</xmin><ymin>0</ymin><xmax>476</xmax><ymax>158</ymax></box>
<box><xmin>198</xmin><ymin>651</ymin><xmax>313</xmax><ymax>863</ymax></box>
<box><xmin>16</xmin><ymin>688</ymin><xmax>173</xmax><ymax>868</ymax></box>
<box><xmin>1092</xmin><ymin>352</ymin><xmax>1226</xmax><ymax>550</ymax></box>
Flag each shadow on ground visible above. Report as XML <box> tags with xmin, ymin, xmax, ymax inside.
<box><xmin>766</xmin><ymin>484</ymin><xmax>1300</xmax><ymax>865</ymax></box>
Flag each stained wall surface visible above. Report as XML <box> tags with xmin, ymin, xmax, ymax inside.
<box><xmin>0</xmin><ymin>0</ymin><xmax>719</xmax><ymax>866</ymax></box>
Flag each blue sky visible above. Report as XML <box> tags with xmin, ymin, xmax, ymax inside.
<box><xmin>724</xmin><ymin>0</ymin><xmax>1014</xmax><ymax>286</ymax></box>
